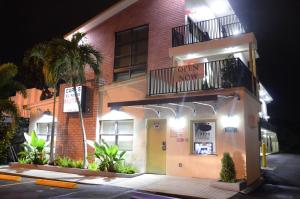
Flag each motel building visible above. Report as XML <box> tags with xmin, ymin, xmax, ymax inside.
<box><xmin>10</xmin><ymin>0</ymin><xmax>279</xmax><ymax>186</ymax></box>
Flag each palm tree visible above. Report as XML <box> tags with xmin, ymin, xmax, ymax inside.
<box><xmin>56</xmin><ymin>33</ymin><xmax>102</xmax><ymax>168</ymax></box>
<box><xmin>25</xmin><ymin>41</ymin><xmax>66</xmax><ymax>164</ymax></box>
<box><xmin>0</xmin><ymin>63</ymin><xmax>26</xmax><ymax>163</ymax></box>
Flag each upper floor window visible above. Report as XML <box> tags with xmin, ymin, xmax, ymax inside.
<box><xmin>114</xmin><ymin>25</ymin><xmax>149</xmax><ymax>81</ymax></box>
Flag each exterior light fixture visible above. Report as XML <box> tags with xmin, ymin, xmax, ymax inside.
<box><xmin>221</xmin><ymin>115</ymin><xmax>239</xmax><ymax>133</ymax></box>
<box><xmin>210</xmin><ymin>0</ymin><xmax>231</xmax><ymax>16</ymax></box>
<box><xmin>170</xmin><ymin>117</ymin><xmax>186</xmax><ymax>132</ymax></box>
<box><xmin>232</xmin><ymin>29</ymin><xmax>241</xmax><ymax>36</ymax></box>
<box><xmin>101</xmin><ymin>107</ymin><xmax>132</xmax><ymax>120</ymax></box>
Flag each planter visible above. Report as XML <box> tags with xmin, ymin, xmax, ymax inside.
<box><xmin>209</xmin><ymin>179</ymin><xmax>246</xmax><ymax>192</ymax></box>
<box><xmin>9</xmin><ymin>162</ymin><xmax>142</xmax><ymax>178</ymax></box>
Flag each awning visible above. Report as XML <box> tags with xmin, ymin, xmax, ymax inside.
<box><xmin>36</xmin><ymin>115</ymin><xmax>57</xmax><ymax>124</ymax></box>
<box><xmin>108</xmin><ymin>94</ymin><xmax>218</xmax><ymax>108</ymax></box>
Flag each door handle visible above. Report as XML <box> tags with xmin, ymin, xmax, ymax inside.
<box><xmin>162</xmin><ymin>141</ymin><xmax>166</xmax><ymax>151</ymax></box>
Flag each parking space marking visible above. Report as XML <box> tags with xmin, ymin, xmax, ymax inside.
<box><xmin>0</xmin><ymin>174</ymin><xmax>22</xmax><ymax>182</ymax></box>
<box><xmin>0</xmin><ymin>181</ymin><xmax>35</xmax><ymax>188</ymax></box>
<box><xmin>35</xmin><ymin>179</ymin><xmax>77</xmax><ymax>189</ymax></box>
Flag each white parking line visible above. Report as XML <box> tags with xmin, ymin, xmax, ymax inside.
<box><xmin>0</xmin><ymin>181</ymin><xmax>35</xmax><ymax>188</ymax></box>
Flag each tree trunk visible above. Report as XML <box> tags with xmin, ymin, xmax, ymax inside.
<box><xmin>72</xmin><ymin>84</ymin><xmax>88</xmax><ymax>169</ymax></box>
<box><xmin>49</xmin><ymin>88</ymin><xmax>57</xmax><ymax>165</ymax></box>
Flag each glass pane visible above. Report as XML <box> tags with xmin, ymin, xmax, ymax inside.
<box><xmin>37</xmin><ymin>123</ymin><xmax>48</xmax><ymax>136</ymax></box>
<box><xmin>114</xmin><ymin>56</ymin><xmax>131</xmax><ymax>68</ymax></box>
<box><xmin>132</xmin><ymin>54</ymin><xmax>147</xmax><ymax>65</ymax></box>
<box><xmin>101</xmin><ymin>121</ymin><xmax>115</xmax><ymax>134</ymax></box>
<box><xmin>193</xmin><ymin>122</ymin><xmax>216</xmax><ymax>155</ymax></box>
<box><xmin>115</xmin><ymin>44</ymin><xmax>131</xmax><ymax>56</ymax></box>
<box><xmin>100</xmin><ymin>135</ymin><xmax>116</xmax><ymax>146</ymax></box>
<box><xmin>118</xmin><ymin>135</ymin><xmax>133</xmax><ymax>151</ymax></box>
<box><xmin>117</xmin><ymin>120</ymin><xmax>133</xmax><ymax>134</ymax></box>
<box><xmin>116</xmin><ymin>30</ymin><xmax>131</xmax><ymax>45</ymax></box>
<box><xmin>132</xmin><ymin>41</ymin><xmax>148</xmax><ymax>54</ymax></box>
<box><xmin>131</xmin><ymin>66</ymin><xmax>146</xmax><ymax>78</ymax></box>
<box><xmin>133</xmin><ymin>26</ymin><xmax>148</xmax><ymax>41</ymax></box>
<box><xmin>114</xmin><ymin>71</ymin><xmax>130</xmax><ymax>81</ymax></box>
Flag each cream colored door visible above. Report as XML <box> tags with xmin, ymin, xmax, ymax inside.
<box><xmin>146</xmin><ymin>119</ymin><xmax>166</xmax><ymax>174</ymax></box>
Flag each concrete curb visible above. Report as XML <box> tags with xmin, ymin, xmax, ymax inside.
<box><xmin>9</xmin><ymin>162</ymin><xmax>142</xmax><ymax>178</ymax></box>
<box><xmin>0</xmin><ymin>170</ymin><xmax>98</xmax><ymax>185</ymax></box>
<box><xmin>239</xmin><ymin>177</ymin><xmax>264</xmax><ymax>195</ymax></box>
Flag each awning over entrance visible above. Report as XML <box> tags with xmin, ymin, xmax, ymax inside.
<box><xmin>108</xmin><ymin>94</ymin><xmax>218</xmax><ymax>108</ymax></box>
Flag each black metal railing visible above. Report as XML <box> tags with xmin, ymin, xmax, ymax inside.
<box><xmin>148</xmin><ymin>58</ymin><xmax>257</xmax><ymax>96</ymax></box>
<box><xmin>172</xmin><ymin>14</ymin><xmax>247</xmax><ymax>47</ymax></box>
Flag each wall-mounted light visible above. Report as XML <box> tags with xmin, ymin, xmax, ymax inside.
<box><xmin>232</xmin><ymin>29</ymin><xmax>242</xmax><ymax>36</ymax></box>
<box><xmin>221</xmin><ymin>115</ymin><xmax>239</xmax><ymax>133</ymax></box>
<box><xmin>101</xmin><ymin>107</ymin><xmax>132</xmax><ymax>120</ymax></box>
<box><xmin>169</xmin><ymin>117</ymin><xmax>186</xmax><ymax>132</ymax></box>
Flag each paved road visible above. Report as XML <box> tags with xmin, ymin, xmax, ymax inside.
<box><xmin>0</xmin><ymin>177</ymin><xmax>178</xmax><ymax>199</ymax></box>
<box><xmin>232</xmin><ymin>153</ymin><xmax>300</xmax><ymax>199</ymax></box>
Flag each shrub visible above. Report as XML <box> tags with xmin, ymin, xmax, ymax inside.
<box><xmin>54</xmin><ymin>156</ymin><xmax>83</xmax><ymax>169</ymax></box>
<box><xmin>87</xmin><ymin>139</ymin><xmax>126</xmax><ymax>172</ymax></box>
<box><xmin>220</xmin><ymin>152</ymin><xmax>236</xmax><ymax>182</ymax></box>
<box><xmin>88</xmin><ymin>161</ymin><xmax>98</xmax><ymax>171</ymax></box>
<box><xmin>18</xmin><ymin>131</ymin><xmax>48</xmax><ymax>165</ymax></box>
<box><xmin>73</xmin><ymin>160</ymin><xmax>83</xmax><ymax>169</ymax></box>
<box><xmin>18</xmin><ymin>157</ymin><xmax>30</xmax><ymax>164</ymax></box>
<box><xmin>116</xmin><ymin>163</ymin><xmax>136</xmax><ymax>174</ymax></box>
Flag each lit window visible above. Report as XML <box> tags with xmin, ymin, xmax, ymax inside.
<box><xmin>36</xmin><ymin>123</ymin><xmax>55</xmax><ymax>142</ymax></box>
<box><xmin>99</xmin><ymin>120</ymin><xmax>133</xmax><ymax>151</ymax></box>
<box><xmin>192</xmin><ymin>121</ymin><xmax>216</xmax><ymax>155</ymax></box>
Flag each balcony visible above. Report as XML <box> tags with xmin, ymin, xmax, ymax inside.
<box><xmin>148</xmin><ymin>58</ymin><xmax>257</xmax><ymax>96</ymax></box>
<box><xmin>172</xmin><ymin>14</ymin><xmax>247</xmax><ymax>47</ymax></box>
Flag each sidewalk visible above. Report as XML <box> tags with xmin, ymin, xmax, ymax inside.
<box><xmin>0</xmin><ymin>166</ymin><xmax>237</xmax><ymax>199</ymax></box>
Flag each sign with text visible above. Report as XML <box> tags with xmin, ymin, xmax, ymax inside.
<box><xmin>63</xmin><ymin>86</ymin><xmax>86</xmax><ymax>113</ymax></box>
<box><xmin>174</xmin><ymin>63</ymin><xmax>204</xmax><ymax>83</ymax></box>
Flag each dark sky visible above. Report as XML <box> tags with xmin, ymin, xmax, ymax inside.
<box><xmin>1</xmin><ymin>0</ymin><xmax>300</xmax><ymax>137</ymax></box>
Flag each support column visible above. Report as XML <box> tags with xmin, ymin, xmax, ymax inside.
<box><xmin>249</xmin><ymin>43</ymin><xmax>257</xmax><ymax>96</ymax></box>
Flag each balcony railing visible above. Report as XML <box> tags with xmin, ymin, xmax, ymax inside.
<box><xmin>172</xmin><ymin>14</ymin><xmax>247</xmax><ymax>47</ymax></box>
<box><xmin>148</xmin><ymin>58</ymin><xmax>257</xmax><ymax>96</ymax></box>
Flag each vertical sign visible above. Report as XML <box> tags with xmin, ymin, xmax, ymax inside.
<box><xmin>63</xmin><ymin>86</ymin><xmax>85</xmax><ymax>113</ymax></box>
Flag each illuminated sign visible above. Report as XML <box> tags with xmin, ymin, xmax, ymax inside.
<box><xmin>63</xmin><ymin>86</ymin><xmax>86</xmax><ymax>113</ymax></box>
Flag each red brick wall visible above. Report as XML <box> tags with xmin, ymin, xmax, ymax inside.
<box><xmin>56</xmin><ymin>0</ymin><xmax>185</xmax><ymax>159</ymax></box>
<box><xmin>87</xmin><ymin>0</ymin><xmax>185</xmax><ymax>83</ymax></box>
<box><xmin>56</xmin><ymin>81</ymin><xmax>99</xmax><ymax>160</ymax></box>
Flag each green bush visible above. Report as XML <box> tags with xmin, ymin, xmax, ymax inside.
<box><xmin>87</xmin><ymin>139</ymin><xmax>126</xmax><ymax>172</ymax></box>
<box><xmin>88</xmin><ymin>161</ymin><xmax>98</xmax><ymax>171</ymax></box>
<box><xmin>73</xmin><ymin>160</ymin><xmax>83</xmax><ymax>169</ymax></box>
<box><xmin>18</xmin><ymin>157</ymin><xmax>30</xmax><ymax>164</ymax></box>
<box><xmin>220</xmin><ymin>152</ymin><xmax>236</xmax><ymax>182</ymax></box>
<box><xmin>18</xmin><ymin>131</ymin><xmax>48</xmax><ymax>165</ymax></box>
<box><xmin>54</xmin><ymin>156</ymin><xmax>83</xmax><ymax>169</ymax></box>
<box><xmin>116</xmin><ymin>163</ymin><xmax>136</xmax><ymax>174</ymax></box>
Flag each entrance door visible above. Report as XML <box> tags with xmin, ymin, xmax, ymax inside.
<box><xmin>146</xmin><ymin>119</ymin><xmax>166</xmax><ymax>174</ymax></box>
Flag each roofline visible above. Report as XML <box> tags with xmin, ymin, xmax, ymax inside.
<box><xmin>64</xmin><ymin>0</ymin><xmax>139</xmax><ymax>40</ymax></box>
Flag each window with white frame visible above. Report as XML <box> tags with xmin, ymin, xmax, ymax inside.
<box><xmin>99</xmin><ymin>120</ymin><xmax>133</xmax><ymax>151</ymax></box>
<box><xmin>192</xmin><ymin>121</ymin><xmax>216</xmax><ymax>155</ymax></box>
<box><xmin>36</xmin><ymin>123</ymin><xmax>56</xmax><ymax>142</ymax></box>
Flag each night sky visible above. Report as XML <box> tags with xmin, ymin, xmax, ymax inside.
<box><xmin>1</xmin><ymin>0</ymin><xmax>299</xmax><ymax>151</ymax></box>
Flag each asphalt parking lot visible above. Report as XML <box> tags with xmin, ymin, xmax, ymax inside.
<box><xmin>231</xmin><ymin>153</ymin><xmax>300</xmax><ymax>199</ymax></box>
<box><xmin>0</xmin><ymin>177</ymin><xmax>177</xmax><ymax>199</ymax></box>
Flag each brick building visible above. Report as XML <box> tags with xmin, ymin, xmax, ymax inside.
<box><xmin>51</xmin><ymin>0</ymin><xmax>275</xmax><ymax>185</ymax></box>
